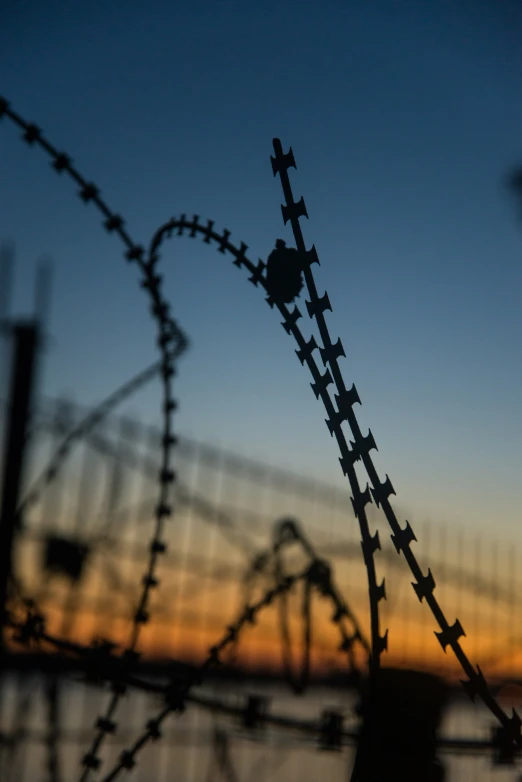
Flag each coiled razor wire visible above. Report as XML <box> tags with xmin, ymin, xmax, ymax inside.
<box><xmin>143</xmin><ymin>155</ymin><xmax>522</xmax><ymax>751</ymax></box>
<box><xmin>105</xmin><ymin>212</ymin><xmax>520</xmax><ymax>773</ymax></box>
<box><xmin>148</xmin><ymin>210</ymin><xmax>386</xmax><ymax>681</ymax></box>
<box><xmin>1</xmin><ymin>96</ymin><xmax>520</xmax><ymax>774</ymax></box>
<box><xmin>242</xmin><ymin>517</ymin><xmax>370</xmax><ymax>694</ymax></box>
<box><xmin>31</xmin><ymin>407</ymin><xmax>366</xmax><ymax>693</ymax></box>
<box><xmin>4</xmin><ymin>593</ymin><xmax>510</xmax><ymax>762</ymax></box>
<box><xmin>8</xmin><ymin>513</ymin><xmax>369</xmax><ymax>695</ymax></box>
<box><xmin>5</xmin><ymin>565</ymin><xmax>312</xmax><ymax>778</ymax></box>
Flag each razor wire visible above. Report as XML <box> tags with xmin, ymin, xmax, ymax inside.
<box><xmin>150</xmin><ymin>209</ymin><xmax>522</xmax><ymax>763</ymax></box>
<box><xmin>268</xmin><ymin>138</ymin><xmax>522</xmax><ymax>754</ymax></box>
<box><xmin>85</xmin><ymin>560</ymin><xmax>372</xmax><ymax>781</ymax></box>
<box><xmin>139</xmin><ymin>148</ymin><xmax>522</xmax><ymax>756</ymax></box>
<box><xmin>36</xmin><ymin>420</ymin><xmax>368</xmax><ymax>688</ymax></box>
<box><xmin>7</xmin><ymin>566</ymin><xmax>313</xmax><ymax>781</ymax></box>
<box><xmin>4</xmin><ymin>586</ymin><xmax>513</xmax><ymax>769</ymax></box>
<box><xmin>0</xmin><ymin>96</ymin><xmax>185</xmax><ymax>781</ymax></box>
<box><xmin>241</xmin><ymin>517</ymin><xmax>370</xmax><ymax>694</ymax></box>
<box><xmin>2</xmin><ymin>96</ymin><xmax>520</xmax><ymax>774</ymax></box>
<box><xmin>148</xmin><ymin>212</ymin><xmax>386</xmax><ymax>681</ymax></box>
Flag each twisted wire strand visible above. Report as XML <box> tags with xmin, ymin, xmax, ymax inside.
<box><xmin>6</xmin><ymin>604</ymin><xmax>354</xmax><ymax>756</ymax></box>
<box><xmin>0</xmin><ymin>96</ymin><xmax>183</xmax><ymax>778</ymax></box>
<box><xmin>158</xmin><ymin>690</ymin><xmax>507</xmax><ymax>757</ymax></box>
<box><xmin>144</xmin><ymin>213</ymin><xmax>521</xmax><ymax>752</ymax></box>
<box><xmin>185</xmin><ymin>691</ymin><xmax>515</xmax><ymax>758</ymax></box>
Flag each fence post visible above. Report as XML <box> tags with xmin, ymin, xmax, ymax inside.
<box><xmin>351</xmin><ymin>668</ymin><xmax>448</xmax><ymax>781</ymax></box>
<box><xmin>0</xmin><ymin>322</ymin><xmax>39</xmax><ymax>649</ymax></box>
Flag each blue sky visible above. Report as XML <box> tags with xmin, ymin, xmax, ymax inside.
<box><xmin>1</xmin><ymin>0</ymin><xmax>522</xmax><ymax>539</ymax></box>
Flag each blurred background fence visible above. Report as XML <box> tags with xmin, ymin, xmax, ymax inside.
<box><xmin>1</xmin><ymin>394</ymin><xmax>521</xmax><ymax>781</ymax></box>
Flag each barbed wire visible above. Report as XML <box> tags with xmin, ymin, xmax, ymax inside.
<box><xmin>169</xmin><ymin>690</ymin><xmax>513</xmax><ymax>758</ymax></box>
<box><xmin>94</xmin><ymin>568</ymin><xmax>309</xmax><ymax>781</ymax></box>
<box><xmin>0</xmin><ymin>95</ymin><xmax>186</xmax><ymax>780</ymax></box>
<box><xmin>5</xmin><ymin>603</ymin><xmax>510</xmax><ymax>762</ymax></box>
<box><xmin>7</xmin><ymin>523</ymin><xmax>366</xmax><ymax>777</ymax></box>
<box><xmin>268</xmin><ymin>139</ymin><xmax>522</xmax><ymax>755</ymax></box>
<box><xmin>147</xmin><ymin>206</ymin><xmax>522</xmax><ymax>756</ymax></box>
<box><xmin>0</xmin><ymin>686</ymin><xmax>508</xmax><ymax>761</ymax></box>
<box><xmin>269</xmin><ymin>142</ymin><xmax>387</xmax><ymax>680</ymax></box>
<box><xmin>3</xmin><ymin>98</ymin><xmax>521</xmax><ymax>773</ymax></box>
<box><xmin>5</xmin><ymin>580</ymin><xmax>515</xmax><ymax>769</ymax></box>
<box><xmin>148</xmin><ymin>209</ymin><xmax>386</xmax><ymax>674</ymax></box>
<box><xmin>150</xmin><ymin>213</ymin><xmax>389</xmax><ymax>676</ymax></box>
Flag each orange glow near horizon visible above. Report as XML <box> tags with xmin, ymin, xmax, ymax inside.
<box><xmin>10</xmin><ymin>584</ymin><xmax>522</xmax><ymax>687</ymax></box>
<box><xmin>14</xmin><ymin>459</ymin><xmax>522</xmax><ymax>688</ymax></box>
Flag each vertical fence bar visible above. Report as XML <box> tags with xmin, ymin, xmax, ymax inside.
<box><xmin>0</xmin><ymin>322</ymin><xmax>39</xmax><ymax>648</ymax></box>
<box><xmin>172</xmin><ymin>438</ymin><xmax>201</xmax><ymax>656</ymax></box>
<box><xmin>509</xmin><ymin>542</ymin><xmax>517</xmax><ymax>680</ymax></box>
<box><xmin>199</xmin><ymin>448</ymin><xmax>223</xmax><ymax>656</ymax></box>
<box><xmin>473</xmin><ymin>534</ymin><xmax>480</xmax><ymax>662</ymax></box>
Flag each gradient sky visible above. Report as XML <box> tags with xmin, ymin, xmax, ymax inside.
<box><xmin>1</xmin><ymin>0</ymin><xmax>522</xmax><ymax>543</ymax></box>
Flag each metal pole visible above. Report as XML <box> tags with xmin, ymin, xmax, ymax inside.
<box><xmin>0</xmin><ymin>322</ymin><xmax>39</xmax><ymax>648</ymax></box>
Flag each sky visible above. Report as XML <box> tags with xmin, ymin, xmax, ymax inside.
<box><xmin>1</xmin><ymin>0</ymin><xmax>522</xmax><ymax>547</ymax></box>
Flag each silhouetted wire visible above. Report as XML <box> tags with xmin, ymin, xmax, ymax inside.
<box><xmin>269</xmin><ymin>138</ymin><xmax>522</xmax><ymax>775</ymax></box>
<box><xmin>145</xmin><ymin>154</ymin><xmax>522</xmax><ymax>752</ymax></box>
<box><xmin>146</xmin><ymin>211</ymin><xmax>386</xmax><ymax>689</ymax></box>
<box><xmin>81</xmin><ymin>206</ymin><xmax>517</xmax><ymax>776</ymax></box>
<box><xmin>3</xmin><ymin>97</ymin><xmax>521</xmax><ymax>775</ymax></box>
<box><xmin>4</xmin><ymin>605</ymin><xmax>508</xmax><ymax>761</ymax></box>
<box><xmin>150</xmin><ymin>207</ymin><xmax>522</xmax><ymax>762</ymax></box>
<box><xmin>241</xmin><ymin>518</ymin><xmax>368</xmax><ymax>694</ymax></box>
<box><xmin>0</xmin><ymin>96</ymin><xmax>187</xmax><ymax>780</ymax></box>
<box><xmin>269</xmin><ymin>140</ymin><xmax>387</xmax><ymax>685</ymax></box>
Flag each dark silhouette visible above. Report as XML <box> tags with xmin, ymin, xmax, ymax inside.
<box><xmin>1</xmin><ymin>96</ymin><xmax>520</xmax><ymax>780</ymax></box>
<box><xmin>352</xmin><ymin>668</ymin><xmax>448</xmax><ymax>781</ymax></box>
<box><xmin>507</xmin><ymin>166</ymin><xmax>522</xmax><ymax>219</ymax></box>
<box><xmin>265</xmin><ymin>239</ymin><xmax>304</xmax><ymax>303</ymax></box>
